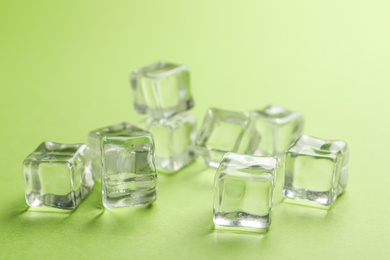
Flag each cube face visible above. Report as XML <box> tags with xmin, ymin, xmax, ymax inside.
<box><xmin>283</xmin><ymin>135</ymin><xmax>348</xmax><ymax>207</ymax></box>
<box><xmin>130</xmin><ymin>61</ymin><xmax>194</xmax><ymax>119</ymax></box>
<box><xmin>102</xmin><ymin>136</ymin><xmax>157</xmax><ymax>209</ymax></box>
<box><xmin>196</xmin><ymin>108</ymin><xmax>260</xmax><ymax>168</ymax></box>
<box><xmin>88</xmin><ymin>122</ymin><xmax>152</xmax><ymax>178</ymax></box>
<box><xmin>252</xmin><ymin>104</ymin><xmax>303</xmax><ymax>157</ymax></box>
<box><xmin>213</xmin><ymin>153</ymin><xmax>278</xmax><ymax>231</ymax></box>
<box><xmin>23</xmin><ymin>142</ymin><xmax>94</xmax><ymax>210</ymax></box>
<box><xmin>144</xmin><ymin>113</ymin><xmax>197</xmax><ymax>173</ymax></box>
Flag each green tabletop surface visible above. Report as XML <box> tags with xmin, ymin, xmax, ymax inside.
<box><xmin>1</xmin><ymin>1</ymin><xmax>390</xmax><ymax>259</ymax></box>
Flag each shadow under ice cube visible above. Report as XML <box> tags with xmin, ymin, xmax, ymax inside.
<box><xmin>283</xmin><ymin>135</ymin><xmax>349</xmax><ymax>207</ymax></box>
<box><xmin>213</xmin><ymin>153</ymin><xmax>278</xmax><ymax>231</ymax></box>
<box><xmin>23</xmin><ymin>142</ymin><xmax>94</xmax><ymax>210</ymax></box>
<box><xmin>130</xmin><ymin>61</ymin><xmax>194</xmax><ymax>119</ymax></box>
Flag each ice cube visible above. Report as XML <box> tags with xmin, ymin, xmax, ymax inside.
<box><xmin>23</xmin><ymin>142</ymin><xmax>94</xmax><ymax>210</ymax></box>
<box><xmin>143</xmin><ymin>113</ymin><xmax>197</xmax><ymax>173</ymax></box>
<box><xmin>251</xmin><ymin>104</ymin><xmax>303</xmax><ymax>157</ymax></box>
<box><xmin>130</xmin><ymin>61</ymin><xmax>193</xmax><ymax>119</ymax></box>
<box><xmin>196</xmin><ymin>108</ymin><xmax>260</xmax><ymax>168</ymax></box>
<box><xmin>213</xmin><ymin>153</ymin><xmax>278</xmax><ymax>231</ymax></box>
<box><xmin>283</xmin><ymin>135</ymin><xmax>348</xmax><ymax>207</ymax></box>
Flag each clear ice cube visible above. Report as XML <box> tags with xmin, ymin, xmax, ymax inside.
<box><xmin>23</xmin><ymin>142</ymin><xmax>94</xmax><ymax>210</ymax></box>
<box><xmin>283</xmin><ymin>135</ymin><xmax>348</xmax><ymax>207</ymax></box>
<box><xmin>143</xmin><ymin>113</ymin><xmax>197</xmax><ymax>173</ymax></box>
<box><xmin>91</xmin><ymin>123</ymin><xmax>157</xmax><ymax>209</ymax></box>
<box><xmin>251</xmin><ymin>104</ymin><xmax>303</xmax><ymax>157</ymax></box>
<box><xmin>195</xmin><ymin>108</ymin><xmax>260</xmax><ymax>168</ymax></box>
<box><xmin>213</xmin><ymin>153</ymin><xmax>278</xmax><ymax>231</ymax></box>
<box><xmin>88</xmin><ymin>122</ymin><xmax>151</xmax><ymax>178</ymax></box>
<box><xmin>130</xmin><ymin>61</ymin><xmax>194</xmax><ymax>119</ymax></box>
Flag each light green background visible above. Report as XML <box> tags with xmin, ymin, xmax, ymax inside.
<box><xmin>1</xmin><ymin>0</ymin><xmax>390</xmax><ymax>259</ymax></box>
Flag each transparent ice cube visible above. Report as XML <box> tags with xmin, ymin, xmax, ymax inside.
<box><xmin>283</xmin><ymin>135</ymin><xmax>348</xmax><ymax>207</ymax></box>
<box><xmin>195</xmin><ymin>108</ymin><xmax>260</xmax><ymax>168</ymax></box>
<box><xmin>213</xmin><ymin>153</ymin><xmax>278</xmax><ymax>231</ymax></box>
<box><xmin>143</xmin><ymin>113</ymin><xmax>197</xmax><ymax>173</ymax></box>
<box><xmin>23</xmin><ymin>142</ymin><xmax>94</xmax><ymax>210</ymax></box>
<box><xmin>130</xmin><ymin>61</ymin><xmax>194</xmax><ymax>119</ymax></box>
<box><xmin>251</xmin><ymin>104</ymin><xmax>303</xmax><ymax>157</ymax></box>
<box><xmin>99</xmin><ymin>129</ymin><xmax>157</xmax><ymax>209</ymax></box>
<box><xmin>88</xmin><ymin>122</ymin><xmax>152</xmax><ymax>178</ymax></box>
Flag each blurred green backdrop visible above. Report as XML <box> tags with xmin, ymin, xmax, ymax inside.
<box><xmin>1</xmin><ymin>0</ymin><xmax>390</xmax><ymax>259</ymax></box>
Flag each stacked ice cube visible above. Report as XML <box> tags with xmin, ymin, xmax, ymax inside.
<box><xmin>130</xmin><ymin>61</ymin><xmax>197</xmax><ymax>173</ymax></box>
